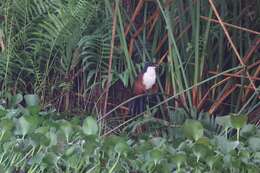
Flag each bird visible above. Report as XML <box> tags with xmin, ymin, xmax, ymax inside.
<box><xmin>129</xmin><ymin>62</ymin><xmax>158</xmax><ymax>115</ymax></box>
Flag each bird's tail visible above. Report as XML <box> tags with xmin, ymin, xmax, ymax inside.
<box><xmin>129</xmin><ymin>96</ymin><xmax>146</xmax><ymax>116</ymax></box>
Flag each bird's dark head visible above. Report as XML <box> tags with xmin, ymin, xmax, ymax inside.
<box><xmin>143</xmin><ymin>62</ymin><xmax>158</xmax><ymax>73</ymax></box>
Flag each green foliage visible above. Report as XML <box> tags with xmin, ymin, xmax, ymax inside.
<box><xmin>0</xmin><ymin>0</ymin><xmax>259</xmax><ymax>171</ymax></box>
<box><xmin>183</xmin><ymin>119</ymin><xmax>204</xmax><ymax>141</ymax></box>
<box><xmin>0</xmin><ymin>100</ymin><xmax>259</xmax><ymax>172</ymax></box>
<box><xmin>82</xmin><ymin>116</ymin><xmax>98</xmax><ymax>135</ymax></box>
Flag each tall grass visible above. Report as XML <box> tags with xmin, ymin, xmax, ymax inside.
<box><xmin>0</xmin><ymin>0</ymin><xmax>259</xmax><ymax>134</ymax></box>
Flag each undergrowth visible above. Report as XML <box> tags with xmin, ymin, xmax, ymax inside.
<box><xmin>0</xmin><ymin>94</ymin><xmax>260</xmax><ymax>172</ymax></box>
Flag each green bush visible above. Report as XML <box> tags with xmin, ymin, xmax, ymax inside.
<box><xmin>0</xmin><ymin>95</ymin><xmax>259</xmax><ymax>172</ymax></box>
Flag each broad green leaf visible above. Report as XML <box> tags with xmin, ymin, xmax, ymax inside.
<box><xmin>82</xmin><ymin>116</ymin><xmax>98</xmax><ymax>135</ymax></box>
<box><xmin>29</xmin><ymin>152</ymin><xmax>45</xmax><ymax>165</ymax></box>
<box><xmin>30</xmin><ymin>132</ymin><xmax>50</xmax><ymax>146</ymax></box>
<box><xmin>171</xmin><ymin>152</ymin><xmax>186</xmax><ymax>169</ymax></box>
<box><xmin>150</xmin><ymin>137</ymin><xmax>166</xmax><ymax>147</ymax></box>
<box><xmin>254</xmin><ymin>152</ymin><xmax>260</xmax><ymax>163</ymax></box>
<box><xmin>0</xmin><ymin>108</ymin><xmax>7</xmax><ymax>118</ymax></box>
<box><xmin>193</xmin><ymin>143</ymin><xmax>209</xmax><ymax>162</ymax></box>
<box><xmin>67</xmin><ymin>154</ymin><xmax>80</xmax><ymax>169</ymax></box>
<box><xmin>215</xmin><ymin>136</ymin><xmax>239</xmax><ymax>154</ymax></box>
<box><xmin>240</xmin><ymin>124</ymin><xmax>256</xmax><ymax>137</ymax></box>
<box><xmin>136</xmin><ymin>141</ymin><xmax>153</xmax><ymax>153</ymax></box>
<box><xmin>0</xmin><ymin>163</ymin><xmax>6</xmax><ymax>173</ymax></box>
<box><xmin>206</xmin><ymin>154</ymin><xmax>222</xmax><ymax>171</ymax></box>
<box><xmin>65</xmin><ymin>145</ymin><xmax>76</xmax><ymax>156</ymax></box>
<box><xmin>115</xmin><ymin>141</ymin><xmax>129</xmax><ymax>154</ymax></box>
<box><xmin>248</xmin><ymin>137</ymin><xmax>260</xmax><ymax>151</ymax></box>
<box><xmin>169</xmin><ymin>108</ymin><xmax>186</xmax><ymax>125</ymax></box>
<box><xmin>215</xmin><ymin>115</ymin><xmax>231</xmax><ymax>128</ymax></box>
<box><xmin>42</xmin><ymin>152</ymin><xmax>59</xmax><ymax>167</ymax></box>
<box><xmin>48</xmin><ymin>128</ymin><xmax>58</xmax><ymax>146</ymax></box>
<box><xmin>0</xmin><ymin>118</ymin><xmax>14</xmax><ymax>131</ymax></box>
<box><xmin>230</xmin><ymin>114</ymin><xmax>247</xmax><ymax>129</ymax></box>
<box><xmin>59</xmin><ymin>120</ymin><xmax>73</xmax><ymax>141</ymax></box>
<box><xmin>24</xmin><ymin>94</ymin><xmax>40</xmax><ymax>107</ymax></box>
<box><xmin>104</xmin><ymin>136</ymin><xmax>126</xmax><ymax>155</ymax></box>
<box><xmin>183</xmin><ymin>119</ymin><xmax>204</xmax><ymax>141</ymax></box>
<box><xmin>10</xmin><ymin>93</ymin><xmax>23</xmax><ymax>106</ymax></box>
<box><xmin>35</xmin><ymin>126</ymin><xmax>49</xmax><ymax>134</ymax></box>
<box><xmin>6</xmin><ymin>108</ymin><xmax>20</xmax><ymax>118</ymax></box>
<box><xmin>196</xmin><ymin>137</ymin><xmax>210</xmax><ymax>146</ymax></box>
<box><xmin>239</xmin><ymin>150</ymin><xmax>250</xmax><ymax>164</ymax></box>
<box><xmin>149</xmin><ymin>149</ymin><xmax>163</xmax><ymax>163</ymax></box>
<box><xmin>0</xmin><ymin>130</ymin><xmax>12</xmax><ymax>142</ymax></box>
<box><xmin>247</xmin><ymin>166</ymin><xmax>260</xmax><ymax>173</ymax></box>
<box><xmin>27</xmin><ymin>105</ymin><xmax>41</xmax><ymax>115</ymax></box>
<box><xmin>18</xmin><ymin>115</ymin><xmax>39</xmax><ymax>136</ymax></box>
<box><xmin>84</xmin><ymin>138</ymin><xmax>99</xmax><ymax>156</ymax></box>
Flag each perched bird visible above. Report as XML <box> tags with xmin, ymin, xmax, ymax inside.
<box><xmin>129</xmin><ymin>62</ymin><xmax>158</xmax><ymax>115</ymax></box>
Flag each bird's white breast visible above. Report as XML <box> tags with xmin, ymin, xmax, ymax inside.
<box><xmin>142</xmin><ymin>67</ymin><xmax>156</xmax><ymax>89</ymax></box>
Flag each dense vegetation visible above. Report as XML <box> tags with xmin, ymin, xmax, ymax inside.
<box><xmin>0</xmin><ymin>0</ymin><xmax>259</xmax><ymax>172</ymax></box>
<box><xmin>0</xmin><ymin>95</ymin><xmax>260</xmax><ymax>172</ymax></box>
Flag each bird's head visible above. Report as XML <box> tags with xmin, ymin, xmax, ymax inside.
<box><xmin>143</xmin><ymin>62</ymin><xmax>158</xmax><ymax>73</ymax></box>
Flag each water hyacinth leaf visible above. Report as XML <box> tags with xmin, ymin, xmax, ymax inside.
<box><xmin>0</xmin><ymin>164</ymin><xmax>6</xmax><ymax>173</ymax></box>
<box><xmin>27</xmin><ymin>105</ymin><xmax>41</xmax><ymax>115</ymax></box>
<box><xmin>239</xmin><ymin>150</ymin><xmax>250</xmax><ymax>164</ymax></box>
<box><xmin>48</xmin><ymin>128</ymin><xmax>58</xmax><ymax>146</ymax></box>
<box><xmin>104</xmin><ymin>135</ymin><xmax>126</xmax><ymax>155</ymax></box>
<box><xmin>215</xmin><ymin>136</ymin><xmax>239</xmax><ymax>154</ymax></box>
<box><xmin>149</xmin><ymin>149</ymin><xmax>163</xmax><ymax>164</ymax></box>
<box><xmin>240</xmin><ymin>124</ymin><xmax>256</xmax><ymax>137</ymax></box>
<box><xmin>206</xmin><ymin>155</ymin><xmax>222</xmax><ymax>171</ymax></box>
<box><xmin>247</xmin><ymin>166</ymin><xmax>260</xmax><ymax>173</ymax></box>
<box><xmin>6</xmin><ymin>108</ymin><xmax>20</xmax><ymax>118</ymax></box>
<box><xmin>18</xmin><ymin>115</ymin><xmax>40</xmax><ymax>136</ymax></box>
<box><xmin>0</xmin><ymin>130</ymin><xmax>12</xmax><ymax>142</ymax></box>
<box><xmin>136</xmin><ymin>141</ymin><xmax>153</xmax><ymax>153</ymax></box>
<box><xmin>0</xmin><ymin>108</ymin><xmax>7</xmax><ymax>117</ymax></box>
<box><xmin>65</xmin><ymin>145</ymin><xmax>76</xmax><ymax>156</ymax></box>
<box><xmin>150</xmin><ymin>137</ymin><xmax>166</xmax><ymax>147</ymax></box>
<box><xmin>196</xmin><ymin>137</ymin><xmax>210</xmax><ymax>146</ymax></box>
<box><xmin>248</xmin><ymin>137</ymin><xmax>260</xmax><ymax>151</ymax></box>
<box><xmin>224</xmin><ymin>153</ymin><xmax>241</xmax><ymax>168</ymax></box>
<box><xmin>193</xmin><ymin>143</ymin><xmax>209</xmax><ymax>162</ymax></box>
<box><xmin>42</xmin><ymin>152</ymin><xmax>59</xmax><ymax>167</ymax></box>
<box><xmin>115</xmin><ymin>141</ymin><xmax>129</xmax><ymax>154</ymax></box>
<box><xmin>84</xmin><ymin>138</ymin><xmax>99</xmax><ymax>156</ymax></box>
<box><xmin>169</xmin><ymin>109</ymin><xmax>186</xmax><ymax>125</ymax></box>
<box><xmin>10</xmin><ymin>93</ymin><xmax>23</xmax><ymax>106</ymax></box>
<box><xmin>171</xmin><ymin>152</ymin><xmax>186</xmax><ymax>169</ymax></box>
<box><xmin>67</xmin><ymin>154</ymin><xmax>81</xmax><ymax>169</ymax></box>
<box><xmin>82</xmin><ymin>116</ymin><xmax>98</xmax><ymax>135</ymax></box>
<box><xmin>230</xmin><ymin>114</ymin><xmax>247</xmax><ymax>129</ymax></box>
<box><xmin>183</xmin><ymin>119</ymin><xmax>204</xmax><ymax>141</ymax></box>
<box><xmin>254</xmin><ymin>152</ymin><xmax>260</xmax><ymax>163</ymax></box>
<box><xmin>30</xmin><ymin>132</ymin><xmax>50</xmax><ymax>146</ymax></box>
<box><xmin>35</xmin><ymin>126</ymin><xmax>49</xmax><ymax>134</ymax></box>
<box><xmin>29</xmin><ymin>152</ymin><xmax>45</xmax><ymax>165</ymax></box>
<box><xmin>215</xmin><ymin>115</ymin><xmax>231</xmax><ymax>128</ymax></box>
<box><xmin>24</xmin><ymin>94</ymin><xmax>40</xmax><ymax>107</ymax></box>
<box><xmin>59</xmin><ymin>120</ymin><xmax>73</xmax><ymax>141</ymax></box>
<box><xmin>0</xmin><ymin>118</ymin><xmax>14</xmax><ymax>131</ymax></box>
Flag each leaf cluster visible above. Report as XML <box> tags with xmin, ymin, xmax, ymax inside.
<box><xmin>0</xmin><ymin>95</ymin><xmax>260</xmax><ymax>172</ymax></box>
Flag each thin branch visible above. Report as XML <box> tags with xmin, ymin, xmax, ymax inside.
<box><xmin>124</xmin><ymin>0</ymin><xmax>144</xmax><ymax>36</ymax></box>
<box><xmin>208</xmin><ymin>0</ymin><xmax>257</xmax><ymax>92</ymax></box>
<box><xmin>208</xmin><ymin>71</ymin><xmax>260</xmax><ymax>81</ymax></box>
<box><xmin>200</xmin><ymin>16</ymin><xmax>260</xmax><ymax>35</ymax></box>
<box><xmin>103</xmin><ymin>2</ymin><xmax>118</xmax><ymax>115</ymax></box>
<box><xmin>209</xmin><ymin>85</ymin><xmax>237</xmax><ymax>114</ymax></box>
